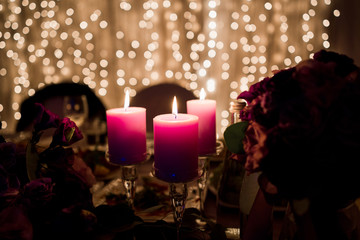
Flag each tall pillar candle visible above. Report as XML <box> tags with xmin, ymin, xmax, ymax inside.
<box><xmin>187</xmin><ymin>88</ymin><xmax>216</xmax><ymax>155</ymax></box>
<box><xmin>153</xmin><ymin>97</ymin><xmax>199</xmax><ymax>183</ymax></box>
<box><xmin>106</xmin><ymin>91</ymin><xmax>147</xmax><ymax>165</ymax></box>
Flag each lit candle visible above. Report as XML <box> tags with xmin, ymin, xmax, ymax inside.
<box><xmin>187</xmin><ymin>88</ymin><xmax>216</xmax><ymax>155</ymax></box>
<box><xmin>153</xmin><ymin>96</ymin><xmax>199</xmax><ymax>183</ymax></box>
<box><xmin>106</xmin><ymin>90</ymin><xmax>147</xmax><ymax>165</ymax></box>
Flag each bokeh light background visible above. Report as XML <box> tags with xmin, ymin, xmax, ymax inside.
<box><xmin>0</xmin><ymin>0</ymin><xmax>358</xmax><ymax>136</ymax></box>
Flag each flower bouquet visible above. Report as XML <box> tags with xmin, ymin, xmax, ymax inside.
<box><xmin>224</xmin><ymin>50</ymin><xmax>360</xmax><ymax>239</ymax></box>
<box><xmin>0</xmin><ymin>103</ymin><xmax>226</xmax><ymax>240</ymax></box>
<box><xmin>0</xmin><ymin>103</ymin><xmax>143</xmax><ymax>240</ymax></box>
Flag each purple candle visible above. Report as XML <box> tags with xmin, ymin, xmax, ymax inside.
<box><xmin>187</xmin><ymin>88</ymin><xmax>216</xmax><ymax>155</ymax></box>
<box><xmin>106</xmin><ymin>91</ymin><xmax>147</xmax><ymax>165</ymax></box>
<box><xmin>153</xmin><ymin>97</ymin><xmax>199</xmax><ymax>183</ymax></box>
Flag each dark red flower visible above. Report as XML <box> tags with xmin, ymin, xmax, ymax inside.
<box><xmin>0</xmin><ymin>165</ymin><xmax>9</xmax><ymax>195</ymax></box>
<box><xmin>50</xmin><ymin>117</ymin><xmax>83</xmax><ymax>147</ymax></box>
<box><xmin>0</xmin><ymin>142</ymin><xmax>17</xmax><ymax>170</ymax></box>
<box><xmin>0</xmin><ymin>205</ymin><xmax>33</xmax><ymax>240</ymax></box>
<box><xmin>242</xmin><ymin>121</ymin><xmax>268</xmax><ymax>172</ymax></box>
<box><xmin>236</xmin><ymin>50</ymin><xmax>360</xmax><ymax>204</ymax></box>
<box><xmin>0</xmin><ymin>142</ymin><xmax>20</xmax><ymax>196</ymax></box>
<box><xmin>40</xmin><ymin>146</ymin><xmax>75</xmax><ymax>168</ymax></box>
<box><xmin>33</xmin><ymin>103</ymin><xmax>60</xmax><ymax>132</ymax></box>
<box><xmin>313</xmin><ymin>49</ymin><xmax>357</xmax><ymax>77</ymax></box>
<box><xmin>22</xmin><ymin>177</ymin><xmax>54</xmax><ymax>209</ymax></box>
<box><xmin>237</xmin><ymin>76</ymin><xmax>272</xmax><ymax>104</ymax></box>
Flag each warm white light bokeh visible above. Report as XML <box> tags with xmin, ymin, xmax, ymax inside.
<box><xmin>0</xmin><ymin>0</ymin><xmax>348</xmax><ymax>136</ymax></box>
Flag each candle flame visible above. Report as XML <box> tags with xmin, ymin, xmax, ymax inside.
<box><xmin>124</xmin><ymin>90</ymin><xmax>130</xmax><ymax>110</ymax></box>
<box><xmin>200</xmin><ymin>88</ymin><xmax>206</xmax><ymax>100</ymax></box>
<box><xmin>172</xmin><ymin>96</ymin><xmax>178</xmax><ymax>118</ymax></box>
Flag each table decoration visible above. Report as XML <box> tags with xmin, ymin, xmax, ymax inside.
<box><xmin>153</xmin><ymin>96</ymin><xmax>199</xmax><ymax>183</ymax></box>
<box><xmin>0</xmin><ymin>103</ymin><xmax>227</xmax><ymax>240</ymax></box>
<box><xmin>0</xmin><ymin>103</ymin><xmax>98</xmax><ymax>239</ymax></box>
<box><xmin>196</xmin><ymin>156</ymin><xmax>209</xmax><ymax>216</ymax></box>
<box><xmin>106</xmin><ymin>90</ymin><xmax>147</xmax><ymax>207</ymax></box>
<box><xmin>153</xmin><ymin>96</ymin><xmax>201</xmax><ymax>239</ymax></box>
<box><xmin>187</xmin><ymin>88</ymin><xmax>224</xmax><ymax>217</ymax></box>
<box><xmin>196</xmin><ymin>141</ymin><xmax>224</xmax><ymax>218</ymax></box>
<box><xmin>186</xmin><ymin>88</ymin><xmax>216</xmax><ymax>155</ymax></box>
<box><xmin>106</xmin><ymin>90</ymin><xmax>147</xmax><ymax>165</ymax></box>
<box><xmin>224</xmin><ymin>50</ymin><xmax>360</xmax><ymax>239</ymax></box>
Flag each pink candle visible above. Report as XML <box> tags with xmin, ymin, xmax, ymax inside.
<box><xmin>153</xmin><ymin>97</ymin><xmax>199</xmax><ymax>183</ymax></box>
<box><xmin>106</xmin><ymin>91</ymin><xmax>147</xmax><ymax>165</ymax></box>
<box><xmin>187</xmin><ymin>88</ymin><xmax>216</xmax><ymax>155</ymax></box>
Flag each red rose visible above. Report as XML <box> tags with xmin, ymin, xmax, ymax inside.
<box><xmin>236</xmin><ymin>50</ymin><xmax>360</xmax><ymax>203</ymax></box>
<box><xmin>23</xmin><ymin>178</ymin><xmax>54</xmax><ymax>209</ymax></box>
<box><xmin>0</xmin><ymin>142</ymin><xmax>17</xmax><ymax>170</ymax></box>
<box><xmin>33</xmin><ymin>103</ymin><xmax>60</xmax><ymax>132</ymax></box>
<box><xmin>50</xmin><ymin>118</ymin><xmax>83</xmax><ymax>147</ymax></box>
<box><xmin>0</xmin><ymin>205</ymin><xmax>33</xmax><ymax>240</ymax></box>
<box><xmin>243</xmin><ymin>121</ymin><xmax>268</xmax><ymax>172</ymax></box>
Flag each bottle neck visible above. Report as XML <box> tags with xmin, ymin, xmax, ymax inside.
<box><xmin>229</xmin><ymin>100</ymin><xmax>246</xmax><ymax>124</ymax></box>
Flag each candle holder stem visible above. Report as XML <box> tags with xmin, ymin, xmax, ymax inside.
<box><xmin>169</xmin><ymin>183</ymin><xmax>188</xmax><ymax>240</ymax></box>
<box><xmin>121</xmin><ymin>165</ymin><xmax>137</xmax><ymax>208</ymax></box>
<box><xmin>197</xmin><ymin>156</ymin><xmax>209</xmax><ymax>216</ymax></box>
<box><xmin>197</xmin><ymin>141</ymin><xmax>224</xmax><ymax>218</ymax></box>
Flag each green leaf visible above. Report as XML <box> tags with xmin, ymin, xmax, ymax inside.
<box><xmin>224</xmin><ymin>121</ymin><xmax>249</xmax><ymax>154</ymax></box>
<box><xmin>65</xmin><ymin>127</ymin><xmax>75</xmax><ymax>142</ymax></box>
<box><xmin>26</xmin><ymin>142</ymin><xmax>40</xmax><ymax>181</ymax></box>
<box><xmin>291</xmin><ymin>198</ymin><xmax>310</xmax><ymax>216</ymax></box>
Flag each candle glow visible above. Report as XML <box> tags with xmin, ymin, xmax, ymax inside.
<box><xmin>172</xmin><ymin>96</ymin><xmax>178</xmax><ymax>118</ymax></box>
<box><xmin>200</xmin><ymin>88</ymin><xmax>206</xmax><ymax>100</ymax></box>
<box><xmin>124</xmin><ymin>90</ymin><xmax>130</xmax><ymax>110</ymax></box>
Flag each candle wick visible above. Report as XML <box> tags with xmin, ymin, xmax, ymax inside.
<box><xmin>173</xmin><ymin>113</ymin><xmax>177</xmax><ymax>119</ymax></box>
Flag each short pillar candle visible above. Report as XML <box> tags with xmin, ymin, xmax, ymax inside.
<box><xmin>153</xmin><ymin>97</ymin><xmax>199</xmax><ymax>183</ymax></box>
<box><xmin>106</xmin><ymin>91</ymin><xmax>147</xmax><ymax>165</ymax></box>
<box><xmin>187</xmin><ymin>88</ymin><xmax>216</xmax><ymax>155</ymax></box>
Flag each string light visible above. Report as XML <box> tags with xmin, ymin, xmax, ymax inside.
<box><xmin>0</xmin><ymin>0</ymin><xmax>340</xmax><ymax>135</ymax></box>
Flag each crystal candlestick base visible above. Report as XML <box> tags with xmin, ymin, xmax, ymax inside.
<box><xmin>169</xmin><ymin>182</ymin><xmax>188</xmax><ymax>240</ymax></box>
<box><xmin>152</xmin><ymin>165</ymin><xmax>201</xmax><ymax>240</ymax></box>
<box><xmin>121</xmin><ymin>165</ymin><xmax>137</xmax><ymax>208</ymax></box>
<box><xmin>197</xmin><ymin>140</ymin><xmax>224</xmax><ymax>216</ymax></box>
<box><xmin>197</xmin><ymin>156</ymin><xmax>209</xmax><ymax>216</ymax></box>
<box><xmin>105</xmin><ymin>150</ymin><xmax>149</xmax><ymax>209</ymax></box>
